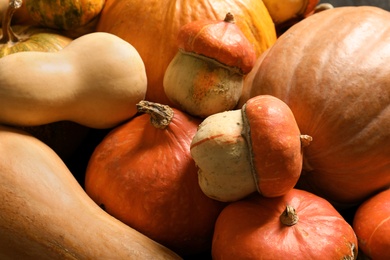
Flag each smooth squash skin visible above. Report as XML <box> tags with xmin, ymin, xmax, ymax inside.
<box><xmin>0</xmin><ymin>124</ymin><xmax>181</xmax><ymax>260</ymax></box>
<box><xmin>0</xmin><ymin>32</ymin><xmax>147</xmax><ymax>129</ymax></box>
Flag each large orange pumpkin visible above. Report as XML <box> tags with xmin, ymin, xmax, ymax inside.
<box><xmin>243</xmin><ymin>6</ymin><xmax>390</xmax><ymax>208</ymax></box>
<box><xmin>96</xmin><ymin>0</ymin><xmax>277</xmax><ymax>106</ymax></box>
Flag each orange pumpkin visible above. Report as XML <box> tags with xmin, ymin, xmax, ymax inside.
<box><xmin>244</xmin><ymin>6</ymin><xmax>390</xmax><ymax>208</ymax></box>
<box><xmin>85</xmin><ymin>101</ymin><xmax>226</xmax><ymax>256</ymax></box>
<box><xmin>96</xmin><ymin>0</ymin><xmax>277</xmax><ymax>106</ymax></box>
<box><xmin>212</xmin><ymin>189</ymin><xmax>358</xmax><ymax>259</ymax></box>
<box><xmin>353</xmin><ymin>188</ymin><xmax>390</xmax><ymax>259</ymax></box>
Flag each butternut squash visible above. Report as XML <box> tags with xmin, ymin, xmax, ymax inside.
<box><xmin>0</xmin><ymin>124</ymin><xmax>181</xmax><ymax>259</ymax></box>
<box><xmin>0</xmin><ymin>32</ymin><xmax>147</xmax><ymax>129</ymax></box>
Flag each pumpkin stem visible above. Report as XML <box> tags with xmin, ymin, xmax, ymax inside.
<box><xmin>224</xmin><ymin>12</ymin><xmax>235</xmax><ymax>24</ymax></box>
<box><xmin>300</xmin><ymin>134</ymin><xmax>313</xmax><ymax>148</ymax></box>
<box><xmin>136</xmin><ymin>100</ymin><xmax>174</xmax><ymax>129</ymax></box>
<box><xmin>280</xmin><ymin>205</ymin><xmax>299</xmax><ymax>226</ymax></box>
<box><xmin>314</xmin><ymin>3</ymin><xmax>334</xmax><ymax>14</ymax></box>
<box><xmin>0</xmin><ymin>0</ymin><xmax>22</xmax><ymax>44</ymax></box>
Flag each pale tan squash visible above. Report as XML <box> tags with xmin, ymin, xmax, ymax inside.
<box><xmin>0</xmin><ymin>124</ymin><xmax>181</xmax><ymax>259</ymax></box>
<box><xmin>0</xmin><ymin>32</ymin><xmax>147</xmax><ymax>129</ymax></box>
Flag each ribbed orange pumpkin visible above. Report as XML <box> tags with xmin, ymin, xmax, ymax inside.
<box><xmin>244</xmin><ymin>6</ymin><xmax>390</xmax><ymax>208</ymax></box>
<box><xmin>96</xmin><ymin>0</ymin><xmax>277</xmax><ymax>106</ymax></box>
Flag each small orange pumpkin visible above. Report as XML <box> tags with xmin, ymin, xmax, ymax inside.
<box><xmin>212</xmin><ymin>189</ymin><xmax>358</xmax><ymax>259</ymax></box>
<box><xmin>353</xmin><ymin>188</ymin><xmax>390</xmax><ymax>259</ymax></box>
<box><xmin>85</xmin><ymin>101</ymin><xmax>226</xmax><ymax>256</ymax></box>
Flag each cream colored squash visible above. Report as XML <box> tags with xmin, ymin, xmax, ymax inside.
<box><xmin>0</xmin><ymin>32</ymin><xmax>147</xmax><ymax>129</ymax></box>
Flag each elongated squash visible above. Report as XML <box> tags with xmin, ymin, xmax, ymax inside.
<box><xmin>0</xmin><ymin>124</ymin><xmax>181</xmax><ymax>259</ymax></box>
<box><xmin>0</xmin><ymin>32</ymin><xmax>147</xmax><ymax>129</ymax></box>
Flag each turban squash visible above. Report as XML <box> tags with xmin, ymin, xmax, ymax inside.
<box><xmin>96</xmin><ymin>0</ymin><xmax>277</xmax><ymax>106</ymax></box>
<box><xmin>243</xmin><ymin>6</ymin><xmax>390</xmax><ymax>208</ymax></box>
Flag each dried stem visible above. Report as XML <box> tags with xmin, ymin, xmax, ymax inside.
<box><xmin>224</xmin><ymin>12</ymin><xmax>235</xmax><ymax>24</ymax></box>
<box><xmin>280</xmin><ymin>205</ymin><xmax>299</xmax><ymax>226</ymax></box>
<box><xmin>136</xmin><ymin>100</ymin><xmax>174</xmax><ymax>129</ymax></box>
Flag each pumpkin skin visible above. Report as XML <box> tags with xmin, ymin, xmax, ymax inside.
<box><xmin>25</xmin><ymin>0</ymin><xmax>105</xmax><ymax>30</ymax></box>
<box><xmin>212</xmin><ymin>189</ymin><xmax>358</xmax><ymax>260</ymax></box>
<box><xmin>85</xmin><ymin>101</ymin><xmax>226</xmax><ymax>256</ymax></box>
<box><xmin>96</xmin><ymin>0</ymin><xmax>277</xmax><ymax>106</ymax></box>
<box><xmin>244</xmin><ymin>6</ymin><xmax>390</xmax><ymax>208</ymax></box>
<box><xmin>353</xmin><ymin>188</ymin><xmax>390</xmax><ymax>259</ymax></box>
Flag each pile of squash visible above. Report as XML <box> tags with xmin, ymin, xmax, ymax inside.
<box><xmin>1</xmin><ymin>0</ymin><xmax>390</xmax><ymax>259</ymax></box>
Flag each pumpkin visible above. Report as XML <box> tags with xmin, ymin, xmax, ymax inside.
<box><xmin>96</xmin><ymin>0</ymin><xmax>277</xmax><ymax>106</ymax></box>
<box><xmin>262</xmin><ymin>0</ymin><xmax>320</xmax><ymax>34</ymax></box>
<box><xmin>353</xmin><ymin>188</ymin><xmax>390</xmax><ymax>259</ymax></box>
<box><xmin>244</xmin><ymin>6</ymin><xmax>390</xmax><ymax>208</ymax></box>
<box><xmin>163</xmin><ymin>13</ymin><xmax>256</xmax><ymax>118</ymax></box>
<box><xmin>0</xmin><ymin>32</ymin><xmax>147</xmax><ymax>129</ymax></box>
<box><xmin>0</xmin><ymin>124</ymin><xmax>181</xmax><ymax>259</ymax></box>
<box><xmin>0</xmin><ymin>0</ymin><xmax>72</xmax><ymax>57</ymax></box>
<box><xmin>212</xmin><ymin>189</ymin><xmax>358</xmax><ymax>259</ymax></box>
<box><xmin>25</xmin><ymin>0</ymin><xmax>105</xmax><ymax>31</ymax></box>
<box><xmin>263</xmin><ymin>0</ymin><xmax>319</xmax><ymax>24</ymax></box>
<box><xmin>190</xmin><ymin>95</ymin><xmax>312</xmax><ymax>202</ymax></box>
<box><xmin>85</xmin><ymin>101</ymin><xmax>226</xmax><ymax>256</ymax></box>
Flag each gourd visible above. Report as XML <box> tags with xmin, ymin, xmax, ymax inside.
<box><xmin>262</xmin><ymin>0</ymin><xmax>319</xmax><ymax>25</ymax></box>
<box><xmin>1</xmin><ymin>0</ymin><xmax>89</xmax><ymax>160</ymax></box>
<box><xmin>244</xmin><ymin>6</ymin><xmax>390</xmax><ymax>208</ymax></box>
<box><xmin>163</xmin><ymin>13</ymin><xmax>256</xmax><ymax>118</ymax></box>
<box><xmin>190</xmin><ymin>95</ymin><xmax>312</xmax><ymax>202</ymax></box>
<box><xmin>0</xmin><ymin>124</ymin><xmax>181</xmax><ymax>259</ymax></box>
<box><xmin>0</xmin><ymin>32</ymin><xmax>147</xmax><ymax>129</ymax></box>
<box><xmin>262</xmin><ymin>0</ymin><xmax>320</xmax><ymax>34</ymax></box>
<box><xmin>212</xmin><ymin>189</ymin><xmax>358</xmax><ymax>259</ymax></box>
<box><xmin>85</xmin><ymin>101</ymin><xmax>226</xmax><ymax>256</ymax></box>
<box><xmin>25</xmin><ymin>0</ymin><xmax>105</xmax><ymax>31</ymax></box>
<box><xmin>353</xmin><ymin>188</ymin><xmax>390</xmax><ymax>259</ymax></box>
<box><xmin>1</xmin><ymin>0</ymin><xmax>72</xmax><ymax>57</ymax></box>
<box><xmin>96</xmin><ymin>0</ymin><xmax>277</xmax><ymax>106</ymax></box>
